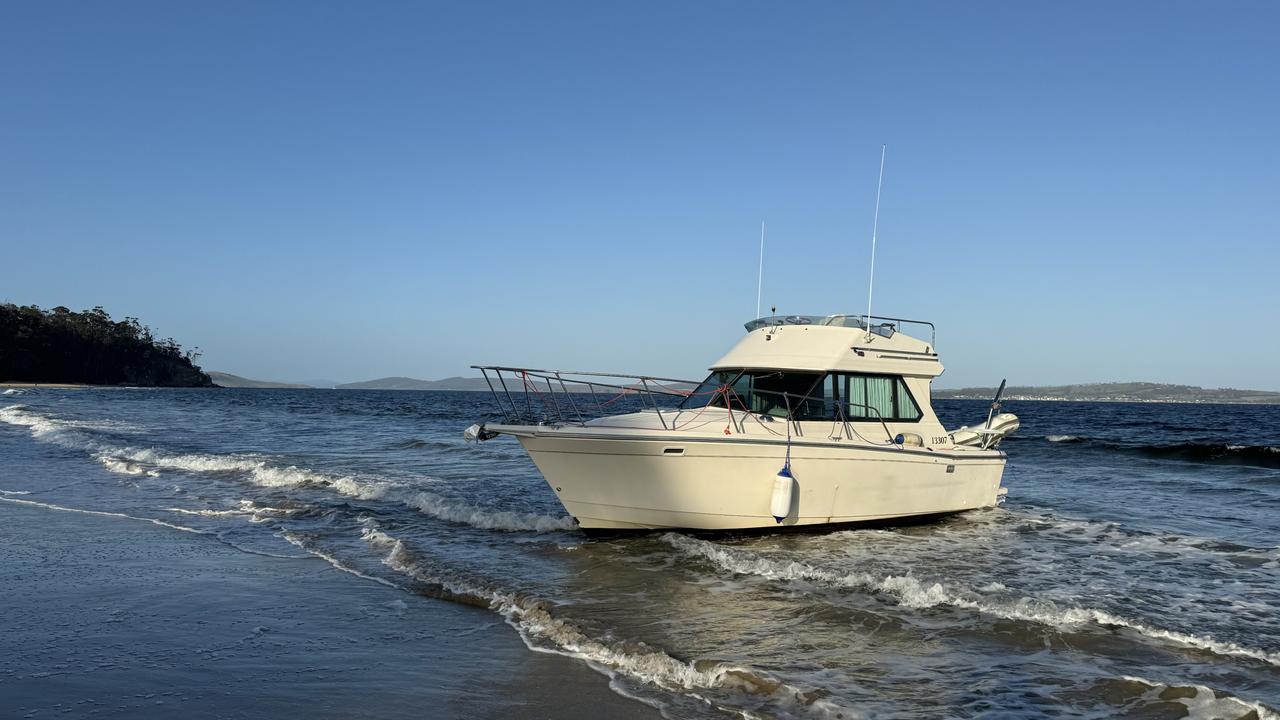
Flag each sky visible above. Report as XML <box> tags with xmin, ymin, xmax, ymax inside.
<box><xmin>2</xmin><ymin>2</ymin><xmax>1278</xmax><ymax>389</ymax></box>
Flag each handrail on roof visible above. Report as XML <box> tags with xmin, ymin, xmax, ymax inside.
<box><xmin>744</xmin><ymin>314</ymin><xmax>936</xmax><ymax>349</ymax></box>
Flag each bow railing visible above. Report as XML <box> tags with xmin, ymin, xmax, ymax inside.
<box><xmin>472</xmin><ymin>365</ymin><xmax>899</xmax><ymax>444</ymax></box>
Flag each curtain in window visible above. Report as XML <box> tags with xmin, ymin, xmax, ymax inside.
<box><xmin>844</xmin><ymin>375</ymin><xmax>866</xmax><ymax>418</ymax></box>
<box><xmin>895</xmin><ymin>378</ymin><xmax>921</xmax><ymax>420</ymax></box>
<box><xmin>866</xmin><ymin>376</ymin><xmax>894</xmax><ymax>419</ymax></box>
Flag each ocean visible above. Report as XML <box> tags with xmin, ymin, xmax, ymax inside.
<box><xmin>2</xmin><ymin>389</ymin><xmax>1278</xmax><ymax>719</ymax></box>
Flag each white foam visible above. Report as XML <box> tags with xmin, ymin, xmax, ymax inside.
<box><xmin>97</xmin><ymin>455</ymin><xmax>149</xmax><ymax>476</ymax></box>
<box><xmin>1</xmin><ymin>405</ymin><xmax>141</xmax><ymax>439</ymax></box>
<box><xmin>1046</xmin><ymin>435</ymin><xmax>1080</xmax><ymax>442</ymax></box>
<box><xmin>166</xmin><ymin>506</ymin><xmax>246</xmax><ymax>518</ymax></box>
<box><xmin>1121</xmin><ymin>676</ymin><xmax>1279</xmax><ymax>720</ymax></box>
<box><xmin>280</xmin><ymin>531</ymin><xmax>403</xmax><ymax>589</ymax></box>
<box><xmin>664</xmin><ymin>534</ymin><xmax>1280</xmax><ymax>667</ymax></box>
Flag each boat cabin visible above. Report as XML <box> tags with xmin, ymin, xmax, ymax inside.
<box><xmin>678</xmin><ymin>314</ymin><xmax>948</xmax><ymax>440</ymax></box>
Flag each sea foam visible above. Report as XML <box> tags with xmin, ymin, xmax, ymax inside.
<box><xmin>1119</xmin><ymin>675</ymin><xmax>1279</xmax><ymax>720</ymax></box>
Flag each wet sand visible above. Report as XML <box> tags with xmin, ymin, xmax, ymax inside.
<box><xmin>0</xmin><ymin>501</ymin><xmax>658</xmax><ymax>719</ymax></box>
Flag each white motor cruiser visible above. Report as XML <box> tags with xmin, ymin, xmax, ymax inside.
<box><xmin>466</xmin><ymin>314</ymin><xmax>1018</xmax><ymax>531</ymax></box>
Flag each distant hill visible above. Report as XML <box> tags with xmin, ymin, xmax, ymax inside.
<box><xmin>293</xmin><ymin>378</ymin><xmax>341</xmax><ymax>389</ymax></box>
<box><xmin>1</xmin><ymin>304</ymin><xmax>212</xmax><ymax>387</ymax></box>
<box><xmin>208</xmin><ymin>372</ymin><xmax>311</xmax><ymax>389</ymax></box>
<box><xmin>334</xmin><ymin>375</ymin><xmax>692</xmax><ymax>394</ymax></box>
<box><xmin>934</xmin><ymin>382</ymin><xmax>1280</xmax><ymax>405</ymax></box>
<box><xmin>334</xmin><ymin>376</ymin><xmax>489</xmax><ymax>390</ymax></box>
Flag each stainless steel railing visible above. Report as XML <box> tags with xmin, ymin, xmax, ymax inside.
<box><xmin>744</xmin><ymin>314</ymin><xmax>937</xmax><ymax>349</ymax></box>
<box><xmin>472</xmin><ymin>365</ymin><xmax>900</xmax><ymax>444</ymax></box>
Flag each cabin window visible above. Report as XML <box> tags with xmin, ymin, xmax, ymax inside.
<box><xmin>841</xmin><ymin>374</ymin><xmax>922</xmax><ymax>422</ymax></box>
<box><xmin>680</xmin><ymin>370</ymin><xmax>920</xmax><ymax>422</ymax></box>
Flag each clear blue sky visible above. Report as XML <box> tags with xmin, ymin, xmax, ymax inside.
<box><xmin>3</xmin><ymin>2</ymin><xmax>1277</xmax><ymax>389</ymax></box>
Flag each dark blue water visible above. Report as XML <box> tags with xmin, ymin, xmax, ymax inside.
<box><xmin>2</xmin><ymin>389</ymin><xmax>1278</xmax><ymax>719</ymax></box>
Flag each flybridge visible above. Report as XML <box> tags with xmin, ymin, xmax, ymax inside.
<box><xmin>744</xmin><ymin>314</ymin><xmax>937</xmax><ymax>349</ymax></box>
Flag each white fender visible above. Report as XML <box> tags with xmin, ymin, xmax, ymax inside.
<box><xmin>771</xmin><ymin>467</ymin><xmax>794</xmax><ymax>523</ymax></box>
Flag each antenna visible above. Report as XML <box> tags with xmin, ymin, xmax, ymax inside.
<box><xmin>865</xmin><ymin>144</ymin><xmax>886</xmax><ymax>338</ymax></box>
<box><xmin>756</xmin><ymin>221</ymin><xmax>766</xmax><ymax>318</ymax></box>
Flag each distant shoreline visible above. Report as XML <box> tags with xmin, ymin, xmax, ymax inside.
<box><xmin>936</xmin><ymin>395</ymin><xmax>1280</xmax><ymax>406</ymax></box>
<box><xmin>1</xmin><ymin>382</ymin><xmax>96</xmax><ymax>389</ymax></box>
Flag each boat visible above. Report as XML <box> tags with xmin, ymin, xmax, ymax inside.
<box><xmin>465</xmin><ymin>313</ymin><xmax>1018</xmax><ymax>531</ymax></box>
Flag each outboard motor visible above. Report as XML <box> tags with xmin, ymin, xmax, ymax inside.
<box><xmin>949</xmin><ymin>379</ymin><xmax>1020</xmax><ymax>449</ymax></box>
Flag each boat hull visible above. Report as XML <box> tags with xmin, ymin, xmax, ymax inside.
<box><xmin>512</xmin><ymin>431</ymin><xmax>1006</xmax><ymax>530</ymax></box>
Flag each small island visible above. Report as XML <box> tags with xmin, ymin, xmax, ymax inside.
<box><xmin>0</xmin><ymin>304</ymin><xmax>213</xmax><ymax>387</ymax></box>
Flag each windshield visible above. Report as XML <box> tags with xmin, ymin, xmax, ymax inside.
<box><xmin>679</xmin><ymin>370</ymin><xmax>823</xmax><ymax>418</ymax></box>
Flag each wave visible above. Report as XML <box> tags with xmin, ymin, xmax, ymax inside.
<box><xmin>0</xmin><ymin>495</ymin><xmax>205</xmax><ymax>535</ymax></box>
<box><xmin>1</xmin><ymin>404</ymin><xmax>142</xmax><ymax>440</ymax></box>
<box><xmin>2</xmin><ymin>404</ymin><xmax>574</xmax><ymax>534</ymax></box>
<box><xmin>97</xmin><ymin>455</ymin><xmax>160</xmax><ymax>477</ymax></box>
<box><xmin>990</xmin><ymin>507</ymin><xmax>1280</xmax><ymax>561</ymax></box>
<box><xmin>166</xmin><ymin>506</ymin><xmax>245</xmax><ymax>517</ymax></box>
<box><xmin>663</xmin><ymin>534</ymin><xmax>1280</xmax><ymax>667</ymax></box>
<box><xmin>386</xmin><ymin>438</ymin><xmax>451</xmax><ymax>450</ymax></box>
<box><xmin>1117</xmin><ymin>676</ymin><xmax>1279</xmax><ymax>720</ymax></box>
<box><xmin>123</xmin><ymin>447</ymin><xmax>570</xmax><ymax>532</ymax></box>
<box><xmin>400</xmin><ymin>490</ymin><xmax>576</xmax><ymax>532</ymax></box>
<box><xmin>1040</xmin><ymin>432</ymin><xmax>1280</xmax><ymax>468</ymax></box>
<box><xmin>353</xmin><ymin>526</ymin><xmax>846</xmax><ymax>717</ymax></box>
<box><xmin>281</xmin><ymin>532</ymin><xmax>403</xmax><ymax>589</ymax></box>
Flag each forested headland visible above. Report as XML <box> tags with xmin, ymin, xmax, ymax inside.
<box><xmin>1</xmin><ymin>304</ymin><xmax>213</xmax><ymax>387</ymax></box>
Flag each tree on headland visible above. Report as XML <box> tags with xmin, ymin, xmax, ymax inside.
<box><xmin>0</xmin><ymin>303</ymin><xmax>213</xmax><ymax>387</ymax></box>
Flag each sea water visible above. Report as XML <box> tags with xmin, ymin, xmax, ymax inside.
<box><xmin>2</xmin><ymin>389</ymin><xmax>1278</xmax><ymax>718</ymax></box>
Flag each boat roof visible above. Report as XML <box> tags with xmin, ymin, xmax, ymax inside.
<box><xmin>711</xmin><ymin>314</ymin><xmax>944</xmax><ymax>377</ymax></box>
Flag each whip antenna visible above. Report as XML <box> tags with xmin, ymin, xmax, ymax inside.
<box><xmin>756</xmin><ymin>221</ymin><xmax>766</xmax><ymax>318</ymax></box>
<box><xmin>865</xmin><ymin>145</ymin><xmax>886</xmax><ymax>338</ymax></box>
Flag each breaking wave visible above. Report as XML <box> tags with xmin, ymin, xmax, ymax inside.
<box><xmin>400</xmin><ymin>490</ymin><xmax>576</xmax><ymax>532</ymax></box>
<box><xmin>353</xmin><ymin>526</ymin><xmax>847</xmax><ymax>717</ymax></box>
<box><xmin>664</xmin><ymin>534</ymin><xmax>1280</xmax><ymax>667</ymax></box>
<box><xmin>1</xmin><ymin>403</ymin><xmax>574</xmax><ymax>534</ymax></box>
